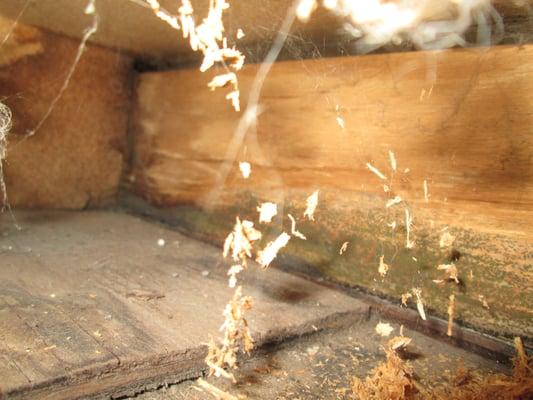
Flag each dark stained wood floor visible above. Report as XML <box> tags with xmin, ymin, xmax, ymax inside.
<box><xmin>0</xmin><ymin>211</ymin><xmax>370</xmax><ymax>399</ymax></box>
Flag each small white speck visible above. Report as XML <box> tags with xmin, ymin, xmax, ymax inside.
<box><xmin>201</xmin><ymin>270</ymin><xmax>209</xmax><ymax>277</ymax></box>
<box><xmin>172</xmin><ymin>272</ymin><xmax>179</xmax><ymax>278</ymax></box>
<box><xmin>157</xmin><ymin>238</ymin><xmax>165</xmax><ymax>247</ymax></box>
<box><xmin>50</xmin><ymin>293</ymin><xmax>56</xmax><ymax>298</ymax></box>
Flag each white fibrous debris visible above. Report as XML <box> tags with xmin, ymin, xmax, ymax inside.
<box><xmin>257</xmin><ymin>202</ymin><xmax>277</xmax><ymax>223</ymax></box>
<box><xmin>84</xmin><ymin>0</ymin><xmax>96</xmax><ymax>14</ymax></box>
<box><xmin>478</xmin><ymin>295</ymin><xmax>489</xmax><ymax>309</ymax></box>
<box><xmin>239</xmin><ymin>161</ymin><xmax>251</xmax><ymax>178</ymax></box>
<box><xmin>400</xmin><ymin>292</ymin><xmax>412</xmax><ymax>306</ymax></box>
<box><xmin>388</xmin><ymin>150</ymin><xmax>397</xmax><ymax>172</ymax></box>
<box><xmin>145</xmin><ymin>0</ymin><xmax>245</xmax><ymax>111</ymax></box>
<box><xmin>412</xmin><ymin>288</ymin><xmax>427</xmax><ymax>320</ymax></box>
<box><xmin>236</xmin><ymin>28</ymin><xmax>245</xmax><ymax>39</ymax></box>
<box><xmin>387</xmin><ymin>221</ymin><xmax>397</xmax><ymax>230</ymax></box>
<box><xmin>378</xmin><ymin>255</ymin><xmax>389</xmax><ymax>277</ymax></box>
<box><xmin>296</xmin><ymin>0</ymin><xmax>318</xmax><ymax>22</ymax></box>
<box><xmin>288</xmin><ymin>214</ymin><xmax>307</xmax><ymax>240</ymax></box>
<box><xmin>298</xmin><ymin>0</ymin><xmax>497</xmax><ymax>52</ymax></box>
<box><xmin>366</xmin><ymin>162</ymin><xmax>387</xmax><ymax>180</ymax></box>
<box><xmin>227</xmin><ymin>264</ymin><xmax>243</xmax><ymax>288</ymax></box>
<box><xmin>423</xmin><ymin>179</ymin><xmax>429</xmax><ymax>203</ymax></box>
<box><xmin>383</xmin><ymin>184</ymin><xmax>390</xmax><ymax>193</ymax></box>
<box><xmin>336</xmin><ymin>116</ymin><xmax>345</xmax><ymax>129</ymax></box>
<box><xmin>223</xmin><ymin>218</ymin><xmax>262</xmax><ymax>267</ymax></box>
<box><xmin>438</xmin><ymin>263</ymin><xmax>459</xmax><ymax>284</ymax></box>
<box><xmin>404</xmin><ymin>208</ymin><xmax>415</xmax><ymax>249</ymax></box>
<box><xmin>339</xmin><ymin>241</ymin><xmax>349</xmax><ymax>255</ymax></box>
<box><xmin>404</xmin><ymin>168</ymin><xmax>410</xmax><ymax>173</ymax></box>
<box><xmin>375</xmin><ymin>322</ymin><xmax>394</xmax><ymax>337</ymax></box>
<box><xmin>303</xmin><ymin>190</ymin><xmax>319</xmax><ymax>221</ymax></box>
<box><xmin>256</xmin><ymin>232</ymin><xmax>291</xmax><ymax>268</ymax></box>
<box><xmin>385</xmin><ymin>195</ymin><xmax>402</xmax><ymax>208</ymax></box>
<box><xmin>439</xmin><ymin>229</ymin><xmax>456</xmax><ymax>248</ymax></box>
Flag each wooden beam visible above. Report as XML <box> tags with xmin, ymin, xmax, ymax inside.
<box><xmin>128</xmin><ymin>44</ymin><xmax>533</xmax><ymax>342</ymax></box>
<box><xmin>0</xmin><ymin>19</ymin><xmax>132</xmax><ymax>208</ymax></box>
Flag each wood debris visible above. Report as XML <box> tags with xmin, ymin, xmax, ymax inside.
<box><xmin>296</xmin><ymin>0</ymin><xmax>318</xmax><ymax>22</ymax></box>
<box><xmin>288</xmin><ymin>214</ymin><xmax>306</xmax><ymax>240</ymax></box>
<box><xmin>378</xmin><ymin>255</ymin><xmax>389</xmax><ymax>277</ymax></box>
<box><xmin>223</xmin><ymin>218</ymin><xmax>262</xmax><ymax>267</ymax></box>
<box><xmin>386</xmin><ymin>196</ymin><xmax>402</xmax><ymax>208</ymax></box>
<box><xmin>478</xmin><ymin>295</ymin><xmax>490</xmax><ymax>309</ymax></box>
<box><xmin>303</xmin><ymin>190</ymin><xmax>319</xmax><ymax>221</ymax></box>
<box><xmin>437</xmin><ymin>263</ymin><xmax>459</xmax><ymax>284</ymax></box>
<box><xmin>404</xmin><ymin>209</ymin><xmax>415</xmax><ymax>249</ymax></box>
<box><xmin>411</xmin><ymin>288</ymin><xmax>426</xmax><ymax>320</ymax></box>
<box><xmin>145</xmin><ymin>0</ymin><xmax>244</xmax><ymax>111</ymax></box>
<box><xmin>423</xmin><ymin>180</ymin><xmax>429</xmax><ymax>203</ymax></box>
<box><xmin>447</xmin><ymin>294</ymin><xmax>455</xmax><ymax>336</ymax></box>
<box><xmin>366</xmin><ymin>162</ymin><xmax>387</xmax><ymax>180</ymax></box>
<box><xmin>236</xmin><ymin>28</ymin><xmax>245</xmax><ymax>39</ymax></box>
<box><xmin>227</xmin><ymin>264</ymin><xmax>243</xmax><ymax>288</ymax></box>
<box><xmin>339</xmin><ymin>241</ymin><xmax>349</xmax><ymax>255</ymax></box>
<box><xmin>439</xmin><ymin>230</ymin><xmax>456</xmax><ymax>248</ymax></box>
<box><xmin>197</xmin><ymin>378</ymin><xmax>239</xmax><ymax>400</ymax></box>
<box><xmin>336</xmin><ymin>116</ymin><xmax>345</xmax><ymax>129</ymax></box>
<box><xmin>257</xmin><ymin>202</ymin><xmax>277</xmax><ymax>223</ymax></box>
<box><xmin>388</xmin><ymin>335</ymin><xmax>412</xmax><ymax>350</ymax></box>
<box><xmin>256</xmin><ymin>232</ymin><xmax>291</xmax><ymax>268</ymax></box>
<box><xmin>238</xmin><ymin>161</ymin><xmax>251</xmax><ymax>179</ymax></box>
<box><xmin>375</xmin><ymin>322</ymin><xmax>394</xmax><ymax>337</ymax></box>
<box><xmin>388</xmin><ymin>150</ymin><xmax>397</xmax><ymax>172</ymax></box>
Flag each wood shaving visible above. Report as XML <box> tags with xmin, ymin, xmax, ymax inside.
<box><xmin>288</xmin><ymin>214</ymin><xmax>306</xmax><ymax>240</ymax></box>
<box><xmin>378</xmin><ymin>255</ymin><xmax>389</xmax><ymax>277</ymax></box>
<box><xmin>388</xmin><ymin>335</ymin><xmax>412</xmax><ymax>350</ymax></box>
<box><xmin>439</xmin><ymin>230</ymin><xmax>456</xmax><ymax>248</ymax></box>
<box><xmin>388</xmin><ymin>150</ymin><xmax>397</xmax><ymax>172</ymax></box>
<box><xmin>387</xmin><ymin>221</ymin><xmax>397</xmax><ymax>230</ymax></box>
<box><xmin>236</xmin><ymin>28</ymin><xmax>245</xmax><ymax>39</ymax></box>
<box><xmin>336</xmin><ymin>116</ymin><xmax>345</xmax><ymax>129</ymax></box>
<box><xmin>257</xmin><ymin>202</ymin><xmax>277</xmax><ymax>223</ymax></box>
<box><xmin>256</xmin><ymin>232</ymin><xmax>290</xmax><ymax>268</ymax></box>
<box><xmin>223</xmin><ymin>218</ymin><xmax>262</xmax><ymax>267</ymax></box>
<box><xmin>238</xmin><ymin>161</ymin><xmax>251</xmax><ymax>179</ymax></box>
<box><xmin>375</xmin><ymin>322</ymin><xmax>394</xmax><ymax>337</ymax></box>
<box><xmin>423</xmin><ymin>180</ymin><xmax>429</xmax><ymax>203</ymax></box>
<box><xmin>386</xmin><ymin>196</ymin><xmax>402</xmax><ymax>208</ymax></box>
<box><xmin>145</xmin><ymin>0</ymin><xmax>244</xmax><ymax>111</ymax></box>
<box><xmin>206</xmin><ymin>286</ymin><xmax>254</xmax><ymax>381</ymax></box>
<box><xmin>197</xmin><ymin>378</ymin><xmax>239</xmax><ymax>400</ymax></box>
<box><xmin>447</xmin><ymin>294</ymin><xmax>455</xmax><ymax>336</ymax></box>
<box><xmin>366</xmin><ymin>162</ymin><xmax>387</xmax><ymax>180</ymax></box>
<box><xmin>227</xmin><ymin>264</ymin><xmax>243</xmax><ymax>288</ymax></box>
<box><xmin>404</xmin><ymin>209</ymin><xmax>415</xmax><ymax>249</ymax></box>
<box><xmin>383</xmin><ymin>184</ymin><xmax>390</xmax><ymax>193</ymax></box>
<box><xmin>478</xmin><ymin>295</ymin><xmax>490</xmax><ymax>309</ymax></box>
<box><xmin>400</xmin><ymin>292</ymin><xmax>412</xmax><ymax>306</ymax></box>
<box><xmin>303</xmin><ymin>190</ymin><xmax>319</xmax><ymax>221</ymax></box>
<box><xmin>339</xmin><ymin>241</ymin><xmax>349</xmax><ymax>255</ymax></box>
<box><xmin>437</xmin><ymin>263</ymin><xmax>459</xmax><ymax>284</ymax></box>
<box><xmin>411</xmin><ymin>288</ymin><xmax>426</xmax><ymax>320</ymax></box>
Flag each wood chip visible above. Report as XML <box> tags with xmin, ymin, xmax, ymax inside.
<box><xmin>388</xmin><ymin>150</ymin><xmax>397</xmax><ymax>172</ymax></box>
<box><xmin>257</xmin><ymin>202</ymin><xmax>277</xmax><ymax>223</ymax></box>
<box><xmin>256</xmin><ymin>232</ymin><xmax>290</xmax><ymax>268</ymax></box>
<box><xmin>366</xmin><ymin>162</ymin><xmax>387</xmax><ymax>180</ymax></box>
<box><xmin>238</xmin><ymin>161</ymin><xmax>251</xmax><ymax>179</ymax></box>
<box><xmin>288</xmin><ymin>214</ymin><xmax>306</xmax><ymax>240</ymax></box>
<box><xmin>339</xmin><ymin>241</ymin><xmax>349</xmax><ymax>255</ymax></box>
<box><xmin>303</xmin><ymin>190</ymin><xmax>319</xmax><ymax>221</ymax></box>
<box><xmin>385</xmin><ymin>195</ymin><xmax>402</xmax><ymax>208</ymax></box>
<box><xmin>378</xmin><ymin>255</ymin><xmax>389</xmax><ymax>277</ymax></box>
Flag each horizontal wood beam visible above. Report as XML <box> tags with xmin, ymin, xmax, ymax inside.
<box><xmin>128</xmin><ymin>44</ymin><xmax>533</xmax><ymax>343</ymax></box>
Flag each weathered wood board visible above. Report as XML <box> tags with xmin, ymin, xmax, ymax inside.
<box><xmin>0</xmin><ymin>211</ymin><xmax>370</xmax><ymax>399</ymax></box>
<box><xmin>0</xmin><ymin>18</ymin><xmax>132</xmax><ymax>209</ymax></box>
<box><xmin>128</xmin><ymin>44</ymin><xmax>533</xmax><ymax>343</ymax></box>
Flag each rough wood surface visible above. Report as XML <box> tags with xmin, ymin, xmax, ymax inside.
<box><xmin>128</xmin><ymin>44</ymin><xmax>533</xmax><ymax>342</ymax></box>
<box><xmin>0</xmin><ymin>210</ymin><xmax>370</xmax><ymax>399</ymax></box>
<box><xmin>0</xmin><ymin>21</ymin><xmax>132</xmax><ymax>209</ymax></box>
<box><xmin>0</xmin><ymin>0</ymin><xmax>531</xmax><ymax>62</ymax></box>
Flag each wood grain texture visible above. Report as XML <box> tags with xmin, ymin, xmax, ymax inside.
<box><xmin>0</xmin><ymin>23</ymin><xmax>132</xmax><ymax>209</ymax></box>
<box><xmin>0</xmin><ymin>210</ymin><xmax>370</xmax><ymax>399</ymax></box>
<box><xmin>128</xmin><ymin>44</ymin><xmax>533</xmax><ymax>341</ymax></box>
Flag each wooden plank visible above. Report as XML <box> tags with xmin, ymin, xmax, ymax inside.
<box><xmin>0</xmin><ymin>210</ymin><xmax>370</xmax><ymax>399</ymax></box>
<box><xmin>0</xmin><ymin>0</ymin><xmax>530</xmax><ymax>61</ymax></box>
<box><xmin>128</xmin><ymin>44</ymin><xmax>533</xmax><ymax>342</ymax></box>
<box><xmin>0</xmin><ymin>20</ymin><xmax>132</xmax><ymax>209</ymax></box>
